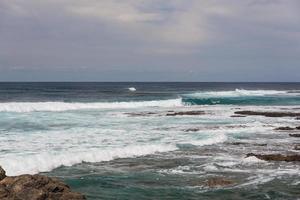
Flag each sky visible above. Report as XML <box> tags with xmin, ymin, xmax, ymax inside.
<box><xmin>0</xmin><ymin>0</ymin><xmax>299</xmax><ymax>81</ymax></box>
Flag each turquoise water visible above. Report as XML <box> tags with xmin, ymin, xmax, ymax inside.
<box><xmin>0</xmin><ymin>83</ymin><xmax>300</xmax><ymax>199</ymax></box>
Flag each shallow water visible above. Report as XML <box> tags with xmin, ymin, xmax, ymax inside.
<box><xmin>0</xmin><ymin>82</ymin><xmax>300</xmax><ymax>199</ymax></box>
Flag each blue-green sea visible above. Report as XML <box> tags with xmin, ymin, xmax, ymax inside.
<box><xmin>0</xmin><ymin>82</ymin><xmax>300</xmax><ymax>199</ymax></box>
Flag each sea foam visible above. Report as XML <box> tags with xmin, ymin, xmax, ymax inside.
<box><xmin>0</xmin><ymin>99</ymin><xmax>182</xmax><ymax>112</ymax></box>
<box><xmin>0</xmin><ymin>144</ymin><xmax>177</xmax><ymax>176</ymax></box>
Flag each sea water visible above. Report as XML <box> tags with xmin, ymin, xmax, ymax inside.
<box><xmin>0</xmin><ymin>82</ymin><xmax>300</xmax><ymax>199</ymax></box>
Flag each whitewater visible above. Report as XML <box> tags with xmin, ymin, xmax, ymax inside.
<box><xmin>1</xmin><ymin>83</ymin><xmax>300</xmax><ymax>199</ymax></box>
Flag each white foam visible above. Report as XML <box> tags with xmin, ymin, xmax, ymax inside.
<box><xmin>128</xmin><ymin>87</ymin><xmax>136</xmax><ymax>92</ymax></box>
<box><xmin>187</xmin><ymin>133</ymin><xmax>227</xmax><ymax>146</ymax></box>
<box><xmin>0</xmin><ymin>99</ymin><xmax>182</xmax><ymax>112</ymax></box>
<box><xmin>185</xmin><ymin>89</ymin><xmax>290</xmax><ymax>98</ymax></box>
<box><xmin>0</xmin><ymin>144</ymin><xmax>177</xmax><ymax>176</ymax></box>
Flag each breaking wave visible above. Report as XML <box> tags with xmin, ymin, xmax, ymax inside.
<box><xmin>0</xmin><ymin>99</ymin><xmax>183</xmax><ymax>112</ymax></box>
<box><xmin>182</xmin><ymin>89</ymin><xmax>300</xmax><ymax>105</ymax></box>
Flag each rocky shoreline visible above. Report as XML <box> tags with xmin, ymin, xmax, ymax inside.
<box><xmin>0</xmin><ymin>166</ymin><xmax>85</xmax><ymax>200</ymax></box>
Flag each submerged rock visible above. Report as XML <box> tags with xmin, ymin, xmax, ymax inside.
<box><xmin>246</xmin><ymin>153</ymin><xmax>300</xmax><ymax>162</ymax></box>
<box><xmin>205</xmin><ymin>177</ymin><xmax>234</xmax><ymax>187</ymax></box>
<box><xmin>289</xmin><ymin>134</ymin><xmax>300</xmax><ymax>137</ymax></box>
<box><xmin>275</xmin><ymin>126</ymin><xmax>295</xmax><ymax>131</ymax></box>
<box><xmin>0</xmin><ymin>166</ymin><xmax>85</xmax><ymax>200</ymax></box>
<box><xmin>235</xmin><ymin>111</ymin><xmax>300</xmax><ymax>117</ymax></box>
<box><xmin>230</xmin><ymin>115</ymin><xmax>246</xmax><ymax>118</ymax></box>
<box><xmin>166</xmin><ymin>111</ymin><xmax>205</xmax><ymax>116</ymax></box>
<box><xmin>294</xmin><ymin>145</ymin><xmax>300</xmax><ymax>150</ymax></box>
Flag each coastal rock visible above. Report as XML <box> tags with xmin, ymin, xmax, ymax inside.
<box><xmin>289</xmin><ymin>134</ymin><xmax>300</xmax><ymax>137</ymax></box>
<box><xmin>235</xmin><ymin>111</ymin><xmax>300</xmax><ymax>117</ymax></box>
<box><xmin>246</xmin><ymin>153</ymin><xmax>300</xmax><ymax>162</ymax></box>
<box><xmin>230</xmin><ymin>115</ymin><xmax>246</xmax><ymax>118</ymax></box>
<box><xmin>296</xmin><ymin>126</ymin><xmax>300</xmax><ymax>130</ymax></box>
<box><xmin>184</xmin><ymin>128</ymin><xmax>200</xmax><ymax>132</ymax></box>
<box><xmin>166</xmin><ymin>111</ymin><xmax>205</xmax><ymax>116</ymax></box>
<box><xmin>294</xmin><ymin>145</ymin><xmax>300</xmax><ymax>150</ymax></box>
<box><xmin>274</xmin><ymin>126</ymin><xmax>295</xmax><ymax>131</ymax></box>
<box><xmin>205</xmin><ymin>177</ymin><xmax>234</xmax><ymax>187</ymax></box>
<box><xmin>0</xmin><ymin>168</ymin><xmax>85</xmax><ymax>200</ymax></box>
<box><xmin>0</xmin><ymin>166</ymin><xmax>6</xmax><ymax>181</ymax></box>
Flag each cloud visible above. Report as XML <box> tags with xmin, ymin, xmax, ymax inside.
<box><xmin>0</xmin><ymin>0</ymin><xmax>299</xmax><ymax>81</ymax></box>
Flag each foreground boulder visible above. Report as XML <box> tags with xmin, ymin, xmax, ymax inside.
<box><xmin>0</xmin><ymin>166</ymin><xmax>85</xmax><ymax>200</ymax></box>
<box><xmin>246</xmin><ymin>153</ymin><xmax>300</xmax><ymax>162</ymax></box>
<box><xmin>235</xmin><ymin>111</ymin><xmax>300</xmax><ymax>117</ymax></box>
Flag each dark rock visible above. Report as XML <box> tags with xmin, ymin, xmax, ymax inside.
<box><xmin>274</xmin><ymin>126</ymin><xmax>295</xmax><ymax>131</ymax></box>
<box><xmin>246</xmin><ymin>153</ymin><xmax>300</xmax><ymax>162</ymax></box>
<box><xmin>230</xmin><ymin>142</ymin><xmax>247</xmax><ymax>145</ymax></box>
<box><xmin>0</xmin><ymin>168</ymin><xmax>85</xmax><ymax>200</ymax></box>
<box><xmin>296</xmin><ymin>126</ymin><xmax>300</xmax><ymax>130</ymax></box>
<box><xmin>294</xmin><ymin>145</ymin><xmax>300</xmax><ymax>150</ymax></box>
<box><xmin>230</xmin><ymin>115</ymin><xmax>246</xmax><ymax>118</ymax></box>
<box><xmin>125</xmin><ymin>112</ymin><xmax>157</xmax><ymax>117</ymax></box>
<box><xmin>184</xmin><ymin>128</ymin><xmax>200</xmax><ymax>132</ymax></box>
<box><xmin>289</xmin><ymin>134</ymin><xmax>300</xmax><ymax>137</ymax></box>
<box><xmin>166</xmin><ymin>111</ymin><xmax>205</xmax><ymax>116</ymax></box>
<box><xmin>0</xmin><ymin>166</ymin><xmax>6</xmax><ymax>181</ymax></box>
<box><xmin>205</xmin><ymin>177</ymin><xmax>234</xmax><ymax>187</ymax></box>
<box><xmin>235</xmin><ymin>111</ymin><xmax>300</xmax><ymax>117</ymax></box>
<box><xmin>296</xmin><ymin>117</ymin><xmax>300</xmax><ymax>120</ymax></box>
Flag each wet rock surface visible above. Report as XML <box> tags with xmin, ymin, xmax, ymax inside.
<box><xmin>289</xmin><ymin>134</ymin><xmax>300</xmax><ymax>137</ymax></box>
<box><xmin>235</xmin><ymin>111</ymin><xmax>300</xmax><ymax>117</ymax></box>
<box><xmin>0</xmin><ymin>166</ymin><xmax>85</xmax><ymax>200</ymax></box>
<box><xmin>166</xmin><ymin>111</ymin><xmax>205</xmax><ymax>116</ymax></box>
<box><xmin>275</xmin><ymin>126</ymin><xmax>296</xmax><ymax>131</ymax></box>
<box><xmin>246</xmin><ymin>153</ymin><xmax>300</xmax><ymax>162</ymax></box>
<box><xmin>205</xmin><ymin>177</ymin><xmax>234</xmax><ymax>188</ymax></box>
<box><xmin>230</xmin><ymin>115</ymin><xmax>246</xmax><ymax>118</ymax></box>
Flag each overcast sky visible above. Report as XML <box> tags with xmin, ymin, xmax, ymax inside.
<box><xmin>0</xmin><ymin>0</ymin><xmax>299</xmax><ymax>81</ymax></box>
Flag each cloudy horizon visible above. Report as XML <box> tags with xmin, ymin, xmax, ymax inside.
<box><xmin>0</xmin><ymin>0</ymin><xmax>299</xmax><ymax>81</ymax></box>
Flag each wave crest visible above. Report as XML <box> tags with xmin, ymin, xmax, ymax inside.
<box><xmin>0</xmin><ymin>99</ymin><xmax>182</xmax><ymax>112</ymax></box>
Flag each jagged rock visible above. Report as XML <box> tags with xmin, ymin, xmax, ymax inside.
<box><xmin>166</xmin><ymin>111</ymin><xmax>205</xmax><ymax>116</ymax></box>
<box><xmin>0</xmin><ymin>166</ymin><xmax>6</xmax><ymax>181</ymax></box>
<box><xmin>296</xmin><ymin>126</ymin><xmax>300</xmax><ymax>130</ymax></box>
<box><xmin>289</xmin><ymin>134</ymin><xmax>300</xmax><ymax>137</ymax></box>
<box><xmin>205</xmin><ymin>177</ymin><xmax>234</xmax><ymax>187</ymax></box>
<box><xmin>275</xmin><ymin>126</ymin><xmax>295</xmax><ymax>131</ymax></box>
<box><xmin>246</xmin><ymin>153</ymin><xmax>300</xmax><ymax>162</ymax></box>
<box><xmin>230</xmin><ymin>115</ymin><xmax>246</xmax><ymax>118</ymax></box>
<box><xmin>0</xmin><ymin>167</ymin><xmax>85</xmax><ymax>200</ymax></box>
<box><xmin>235</xmin><ymin>111</ymin><xmax>300</xmax><ymax>117</ymax></box>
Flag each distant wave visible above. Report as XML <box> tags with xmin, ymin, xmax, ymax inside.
<box><xmin>182</xmin><ymin>89</ymin><xmax>300</xmax><ymax>105</ymax></box>
<box><xmin>0</xmin><ymin>99</ymin><xmax>182</xmax><ymax>112</ymax></box>
<box><xmin>184</xmin><ymin>89</ymin><xmax>290</xmax><ymax>98</ymax></box>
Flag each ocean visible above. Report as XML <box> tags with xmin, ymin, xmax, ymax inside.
<box><xmin>0</xmin><ymin>82</ymin><xmax>300</xmax><ymax>199</ymax></box>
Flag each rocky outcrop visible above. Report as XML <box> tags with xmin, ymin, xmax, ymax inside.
<box><xmin>235</xmin><ymin>111</ymin><xmax>300</xmax><ymax>117</ymax></box>
<box><xmin>166</xmin><ymin>111</ymin><xmax>205</xmax><ymax>116</ymax></box>
<box><xmin>205</xmin><ymin>177</ymin><xmax>234</xmax><ymax>187</ymax></box>
<box><xmin>246</xmin><ymin>153</ymin><xmax>300</xmax><ymax>162</ymax></box>
<box><xmin>230</xmin><ymin>115</ymin><xmax>246</xmax><ymax>118</ymax></box>
<box><xmin>0</xmin><ymin>166</ymin><xmax>85</xmax><ymax>200</ymax></box>
<box><xmin>289</xmin><ymin>134</ymin><xmax>300</xmax><ymax>137</ymax></box>
<box><xmin>275</xmin><ymin>126</ymin><xmax>296</xmax><ymax>131</ymax></box>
